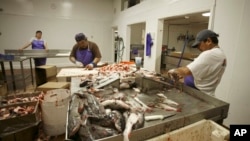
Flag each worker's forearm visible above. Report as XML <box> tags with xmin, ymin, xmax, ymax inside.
<box><xmin>20</xmin><ymin>43</ymin><xmax>31</xmax><ymax>50</ymax></box>
<box><xmin>21</xmin><ymin>45</ymin><xmax>29</xmax><ymax>50</ymax></box>
<box><xmin>93</xmin><ymin>58</ymin><xmax>101</xmax><ymax>64</ymax></box>
<box><xmin>70</xmin><ymin>56</ymin><xmax>76</xmax><ymax>64</ymax></box>
<box><xmin>44</xmin><ymin>43</ymin><xmax>48</xmax><ymax>50</ymax></box>
<box><xmin>175</xmin><ymin>67</ymin><xmax>192</xmax><ymax>77</ymax></box>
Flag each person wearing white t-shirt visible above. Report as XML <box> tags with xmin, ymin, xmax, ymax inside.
<box><xmin>168</xmin><ymin>29</ymin><xmax>227</xmax><ymax>96</ymax></box>
<box><xmin>19</xmin><ymin>30</ymin><xmax>48</xmax><ymax>66</ymax></box>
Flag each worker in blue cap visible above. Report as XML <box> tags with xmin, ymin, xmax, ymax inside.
<box><xmin>69</xmin><ymin>33</ymin><xmax>101</xmax><ymax>70</ymax></box>
<box><xmin>168</xmin><ymin>29</ymin><xmax>227</xmax><ymax>96</ymax></box>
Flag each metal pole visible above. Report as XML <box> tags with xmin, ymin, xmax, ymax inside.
<box><xmin>20</xmin><ymin>60</ymin><xmax>26</xmax><ymax>91</ymax></box>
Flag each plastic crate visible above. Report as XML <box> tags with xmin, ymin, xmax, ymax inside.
<box><xmin>146</xmin><ymin>119</ymin><xmax>229</xmax><ymax>141</ymax></box>
<box><xmin>0</xmin><ymin>91</ymin><xmax>41</xmax><ymax>107</ymax></box>
<box><xmin>0</xmin><ymin>122</ymin><xmax>40</xmax><ymax>141</ymax></box>
<box><xmin>0</xmin><ymin>101</ymin><xmax>40</xmax><ymax>136</ymax></box>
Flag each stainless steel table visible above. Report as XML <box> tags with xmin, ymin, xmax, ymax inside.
<box><xmin>4</xmin><ymin>49</ymin><xmax>71</xmax><ymax>58</ymax></box>
<box><xmin>0</xmin><ymin>57</ymin><xmax>33</xmax><ymax>92</ymax></box>
<box><xmin>66</xmin><ymin>75</ymin><xmax>229</xmax><ymax>141</ymax></box>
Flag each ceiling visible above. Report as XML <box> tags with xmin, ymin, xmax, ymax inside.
<box><xmin>164</xmin><ymin>12</ymin><xmax>210</xmax><ymax>25</ymax></box>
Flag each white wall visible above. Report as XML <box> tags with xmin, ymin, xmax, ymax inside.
<box><xmin>0</xmin><ymin>0</ymin><xmax>114</xmax><ymax>67</ymax></box>
<box><xmin>130</xmin><ymin>23</ymin><xmax>145</xmax><ymax>45</ymax></box>
<box><xmin>213</xmin><ymin>0</ymin><xmax>250</xmax><ymax>126</ymax></box>
<box><xmin>112</xmin><ymin>0</ymin><xmax>212</xmax><ymax>72</ymax></box>
<box><xmin>113</xmin><ymin>0</ymin><xmax>250</xmax><ymax>127</ymax></box>
<box><xmin>163</xmin><ymin>23</ymin><xmax>207</xmax><ymax>54</ymax></box>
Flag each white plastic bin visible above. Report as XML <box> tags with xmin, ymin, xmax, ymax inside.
<box><xmin>146</xmin><ymin>119</ymin><xmax>229</xmax><ymax>141</ymax></box>
<box><xmin>41</xmin><ymin>89</ymin><xmax>70</xmax><ymax>136</ymax></box>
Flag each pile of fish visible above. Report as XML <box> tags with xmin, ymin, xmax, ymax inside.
<box><xmin>68</xmin><ymin>88</ymin><xmax>146</xmax><ymax>141</ymax></box>
<box><xmin>67</xmin><ymin>68</ymin><xmax>183</xmax><ymax>140</ymax></box>
<box><xmin>0</xmin><ymin>92</ymin><xmax>45</xmax><ymax>106</ymax></box>
<box><xmin>0</xmin><ymin>92</ymin><xmax>44</xmax><ymax>120</ymax></box>
<box><xmin>0</xmin><ymin>105</ymin><xmax>35</xmax><ymax>120</ymax></box>
<box><xmin>68</xmin><ymin>83</ymin><xmax>182</xmax><ymax>141</ymax></box>
<box><xmin>98</xmin><ymin>63</ymin><xmax>132</xmax><ymax>72</ymax></box>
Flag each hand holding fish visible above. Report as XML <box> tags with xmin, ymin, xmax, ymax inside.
<box><xmin>167</xmin><ymin>68</ymin><xmax>182</xmax><ymax>82</ymax></box>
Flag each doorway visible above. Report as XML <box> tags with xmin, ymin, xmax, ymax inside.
<box><xmin>161</xmin><ymin>12</ymin><xmax>209</xmax><ymax>69</ymax></box>
<box><xmin>129</xmin><ymin>22</ymin><xmax>146</xmax><ymax>64</ymax></box>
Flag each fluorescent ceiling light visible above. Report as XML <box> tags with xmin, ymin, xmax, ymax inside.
<box><xmin>202</xmin><ymin>12</ymin><xmax>210</xmax><ymax>17</ymax></box>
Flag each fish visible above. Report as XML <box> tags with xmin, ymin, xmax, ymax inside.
<box><xmin>99</xmin><ymin>63</ymin><xmax>131</xmax><ymax>72</ymax></box>
<box><xmin>120</xmin><ymin>82</ymin><xmax>130</xmax><ymax>89</ymax></box>
<box><xmin>89</xmin><ymin>87</ymin><xmax>114</xmax><ymax>98</ymax></box>
<box><xmin>123</xmin><ymin>111</ymin><xmax>129</xmax><ymax>122</ymax></box>
<box><xmin>133</xmin><ymin>88</ymin><xmax>141</xmax><ymax>93</ymax></box>
<box><xmin>100</xmin><ymin>91</ymin><xmax>126</xmax><ymax>102</ymax></box>
<box><xmin>162</xmin><ymin>98</ymin><xmax>179</xmax><ymax>106</ymax></box>
<box><xmin>68</xmin><ymin>97</ymin><xmax>82</xmax><ymax>137</ymax></box>
<box><xmin>90</xmin><ymin>110</ymin><xmax>125</xmax><ymax>133</ymax></box>
<box><xmin>89</xmin><ymin>114</ymin><xmax>115</xmax><ymax>129</ymax></box>
<box><xmin>156</xmin><ymin>93</ymin><xmax>179</xmax><ymax>106</ymax></box>
<box><xmin>83</xmin><ymin>93</ymin><xmax>106</xmax><ymax>116</ymax></box>
<box><xmin>78</xmin><ymin>123</ymin><xmax>95</xmax><ymax>141</ymax></box>
<box><xmin>156</xmin><ymin>103</ymin><xmax>181</xmax><ymax>112</ymax></box>
<box><xmin>78</xmin><ymin>100</ymin><xmax>85</xmax><ymax>114</ymax></box>
<box><xmin>133</xmin><ymin>112</ymin><xmax>144</xmax><ymax>129</ymax></box>
<box><xmin>101</xmin><ymin>99</ymin><xmax>131</xmax><ymax>110</ymax></box>
<box><xmin>134</xmin><ymin>97</ymin><xmax>153</xmax><ymax>112</ymax></box>
<box><xmin>123</xmin><ymin>112</ymin><xmax>139</xmax><ymax>141</ymax></box>
<box><xmin>0</xmin><ymin>104</ymin><xmax>36</xmax><ymax>120</ymax></box>
<box><xmin>89</xmin><ymin>124</ymin><xmax>118</xmax><ymax>140</ymax></box>
<box><xmin>112</xmin><ymin>92</ymin><xmax>126</xmax><ymax>100</ymax></box>
<box><xmin>156</xmin><ymin>93</ymin><xmax>168</xmax><ymax>99</ymax></box>
<box><xmin>68</xmin><ymin>93</ymin><xmax>89</xmax><ymax>138</ymax></box>
<box><xmin>112</xmin><ymin>110</ymin><xmax>126</xmax><ymax>132</ymax></box>
<box><xmin>126</xmin><ymin>97</ymin><xmax>144</xmax><ymax>112</ymax></box>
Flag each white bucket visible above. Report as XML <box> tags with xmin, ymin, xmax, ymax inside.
<box><xmin>41</xmin><ymin>89</ymin><xmax>71</xmax><ymax>136</ymax></box>
<box><xmin>135</xmin><ymin>57</ymin><xmax>142</xmax><ymax>70</ymax></box>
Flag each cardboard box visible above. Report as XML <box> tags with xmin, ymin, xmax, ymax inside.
<box><xmin>0</xmin><ymin>83</ymin><xmax>7</xmax><ymax>96</ymax></box>
<box><xmin>36</xmin><ymin>82</ymin><xmax>70</xmax><ymax>92</ymax></box>
<box><xmin>47</xmin><ymin>76</ymin><xmax>58</xmax><ymax>82</ymax></box>
<box><xmin>35</xmin><ymin>65</ymin><xmax>57</xmax><ymax>86</ymax></box>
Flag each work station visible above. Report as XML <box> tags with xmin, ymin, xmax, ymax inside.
<box><xmin>0</xmin><ymin>0</ymin><xmax>249</xmax><ymax>141</ymax></box>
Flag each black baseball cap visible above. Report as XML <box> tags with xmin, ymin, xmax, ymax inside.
<box><xmin>75</xmin><ymin>33</ymin><xmax>86</xmax><ymax>42</ymax></box>
<box><xmin>192</xmin><ymin>29</ymin><xmax>219</xmax><ymax>48</ymax></box>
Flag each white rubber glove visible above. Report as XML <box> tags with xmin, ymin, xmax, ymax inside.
<box><xmin>168</xmin><ymin>69</ymin><xmax>176</xmax><ymax>74</ymax></box>
<box><xmin>75</xmin><ymin>61</ymin><xmax>84</xmax><ymax>67</ymax></box>
<box><xmin>85</xmin><ymin>63</ymin><xmax>94</xmax><ymax>70</ymax></box>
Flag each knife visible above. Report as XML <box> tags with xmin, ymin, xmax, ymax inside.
<box><xmin>145</xmin><ymin>113</ymin><xmax>176</xmax><ymax>121</ymax></box>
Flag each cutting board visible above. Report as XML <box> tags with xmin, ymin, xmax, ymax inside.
<box><xmin>56</xmin><ymin>68</ymin><xmax>99</xmax><ymax>77</ymax></box>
